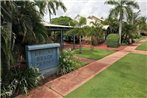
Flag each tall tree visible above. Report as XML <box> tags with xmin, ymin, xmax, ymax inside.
<box><xmin>105</xmin><ymin>0</ymin><xmax>139</xmax><ymax>44</ymax></box>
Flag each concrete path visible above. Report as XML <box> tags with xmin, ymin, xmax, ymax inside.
<box><xmin>131</xmin><ymin>50</ymin><xmax>147</xmax><ymax>55</ymax></box>
<box><xmin>16</xmin><ymin>38</ymin><xmax>147</xmax><ymax>98</ymax></box>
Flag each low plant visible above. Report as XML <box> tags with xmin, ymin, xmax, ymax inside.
<box><xmin>57</xmin><ymin>49</ymin><xmax>80</xmax><ymax>75</ymax></box>
<box><xmin>106</xmin><ymin>34</ymin><xmax>119</xmax><ymax>48</ymax></box>
<box><xmin>1</xmin><ymin>66</ymin><xmax>42</xmax><ymax>98</ymax></box>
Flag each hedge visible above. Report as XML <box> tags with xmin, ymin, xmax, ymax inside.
<box><xmin>106</xmin><ymin>34</ymin><xmax>119</xmax><ymax>48</ymax></box>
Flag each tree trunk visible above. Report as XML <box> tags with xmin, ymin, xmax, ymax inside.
<box><xmin>49</xmin><ymin>12</ymin><xmax>51</xmax><ymax>23</ymax></box>
<box><xmin>119</xmin><ymin>13</ymin><xmax>123</xmax><ymax>44</ymax></box>
<box><xmin>79</xmin><ymin>36</ymin><xmax>82</xmax><ymax>54</ymax></box>
<box><xmin>90</xmin><ymin>36</ymin><xmax>94</xmax><ymax>51</ymax></box>
<box><xmin>73</xmin><ymin>33</ymin><xmax>75</xmax><ymax>49</ymax></box>
<box><xmin>119</xmin><ymin>21</ymin><xmax>122</xmax><ymax>44</ymax></box>
<box><xmin>7</xmin><ymin>22</ymin><xmax>12</xmax><ymax>71</ymax></box>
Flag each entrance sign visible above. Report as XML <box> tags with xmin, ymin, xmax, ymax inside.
<box><xmin>26</xmin><ymin>43</ymin><xmax>60</xmax><ymax>76</ymax></box>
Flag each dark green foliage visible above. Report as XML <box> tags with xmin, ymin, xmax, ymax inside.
<box><xmin>1</xmin><ymin>1</ymin><xmax>49</xmax><ymax>81</ymax></box>
<box><xmin>57</xmin><ymin>50</ymin><xmax>80</xmax><ymax>75</ymax></box>
<box><xmin>1</xmin><ymin>25</ymin><xmax>15</xmax><ymax>73</ymax></box>
<box><xmin>87</xmin><ymin>26</ymin><xmax>104</xmax><ymax>46</ymax></box>
<box><xmin>67</xmin><ymin>16</ymin><xmax>87</xmax><ymax>53</ymax></box>
<box><xmin>122</xmin><ymin>22</ymin><xmax>140</xmax><ymax>44</ymax></box>
<box><xmin>137</xmin><ymin>17</ymin><xmax>147</xmax><ymax>31</ymax></box>
<box><xmin>1</xmin><ymin>1</ymin><xmax>48</xmax><ymax>72</ymax></box>
<box><xmin>1</xmin><ymin>66</ymin><xmax>42</xmax><ymax>98</ymax></box>
<box><xmin>106</xmin><ymin>34</ymin><xmax>119</xmax><ymax>48</ymax></box>
<box><xmin>102</xmin><ymin>18</ymin><xmax>119</xmax><ymax>34</ymax></box>
<box><xmin>51</xmin><ymin>16</ymin><xmax>73</xmax><ymax>26</ymax></box>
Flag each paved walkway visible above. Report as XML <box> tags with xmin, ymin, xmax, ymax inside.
<box><xmin>16</xmin><ymin>38</ymin><xmax>147</xmax><ymax>98</ymax></box>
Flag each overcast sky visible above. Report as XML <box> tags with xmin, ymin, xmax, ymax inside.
<box><xmin>43</xmin><ymin>0</ymin><xmax>147</xmax><ymax>22</ymax></box>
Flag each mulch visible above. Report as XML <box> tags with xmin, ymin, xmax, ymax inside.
<box><xmin>64</xmin><ymin>41</ymin><xmax>127</xmax><ymax>51</ymax></box>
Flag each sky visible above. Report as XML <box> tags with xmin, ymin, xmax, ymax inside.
<box><xmin>43</xmin><ymin>0</ymin><xmax>147</xmax><ymax>22</ymax></box>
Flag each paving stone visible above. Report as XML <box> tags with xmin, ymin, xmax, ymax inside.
<box><xmin>132</xmin><ymin>50</ymin><xmax>147</xmax><ymax>55</ymax></box>
<box><xmin>45</xmin><ymin>62</ymin><xmax>107</xmax><ymax>96</ymax></box>
<box><xmin>97</xmin><ymin>51</ymin><xmax>129</xmax><ymax>65</ymax></box>
<box><xmin>16</xmin><ymin>86</ymin><xmax>62</xmax><ymax>98</ymax></box>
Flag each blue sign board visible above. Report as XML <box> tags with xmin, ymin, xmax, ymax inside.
<box><xmin>25</xmin><ymin>43</ymin><xmax>60</xmax><ymax>76</ymax></box>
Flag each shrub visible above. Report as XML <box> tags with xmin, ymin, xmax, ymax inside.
<box><xmin>57</xmin><ymin>49</ymin><xmax>80</xmax><ymax>75</ymax></box>
<box><xmin>106</xmin><ymin>34</ymin><xmax>119</xmax><ymax>48</ymax></box>
<box><xmin>1</xmin><ymin>66</ymin><xmax>42</xmax><ymax>98</ymax></box>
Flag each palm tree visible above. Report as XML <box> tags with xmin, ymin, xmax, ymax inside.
<box><xmin>122</xmin><ymin>22</ymin><xmax>138</xmax><ymax>44</ymax></box>
<box><xmin>105</xmin><ymin>0</ymin><xmax>139</xmax><ymax>44</ymax></box>
<box><xmin>67</xmin><ymin>16</ymin><xmax>87</xmax><ymax>53</ymax></box>
<box><xmin>1</xmin><ymin>1</ymin><xmax>48</xmax><ymax>73</ymax></box>
<box><xmin>75</xmin><ymin>16</ymin><xmax>87</xmax><ymax>53</ymax></box>
<box><xmin>87</xmin><ymin>16</ymin><xmax>103</xmax><ymax>49</ymax></box>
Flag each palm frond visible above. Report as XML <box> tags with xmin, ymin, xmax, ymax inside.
<box><xmin>124</xmin><ymin>6</ymin><xmax>133</xmax><ymax>20</ymax></box>
<box><xmin>34</xmin><ymin>1</ymin><xmax>47</xmax><ymax>16</ymax></box>
<box><xmin>126</xmin><ymin>1</ymin><xmax>139</xmax><ymax>9</ymax></box>
<box><xmin>109</xmin><ymin>7</ymin><xmax>120</xmax><ymax>18</ymax></box>
<box><xmin>56</xmin><ymin>0</ymin><xmax>67</xmax><ymax>12</ymax></box>
<box><xmin>105</xmin><ymin>0</ymin><xmax>119</xmax><ymax>5</ymax></box>
<box><xmin>46</xmin><ymin>0</ymin><xmax>66</xmax><ymax>16</ymax></box>
<box><xmin>48</xmin><ymin>1</ymin><xmax>56</xmax><ymax>15</ymax></box>
<box><xmin>121</xmin><ymin>0</ymin><xmax>128</xmax><ymax>5</ymax></box>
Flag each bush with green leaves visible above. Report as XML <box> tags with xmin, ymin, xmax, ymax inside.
<box><xmin>106</xmin><ymin>34</ymin><xmax>119</xmax><ymax>48</ymax></box>
<box><xmin>57</xmin><ymin>49</ymin><xmax>80</xmax><ymax>75</ymax></box>
<box><xmin>122</xmin><ymin>23</ymin><xmax>141</xmax><ymax>44</ymax></box>
<box><xmin>1</xmin><ymin>66</ymin><xmax>42</xmax><ymax>98</ymax></box>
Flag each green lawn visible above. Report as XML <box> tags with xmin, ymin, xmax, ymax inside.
<box><xmin>136</xmin><ymin>41</ymin><xmax>147</xmax><ymax>51</ymax></box>
<box><xmin>74</xmin><ymin>48</ymin><xmax>114</xmax><ymax>60</ymax></box>
<box><xmin>65</xmin><ymin>53</ymin><xmax>147</xmax><ymax>98</ymax></box>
